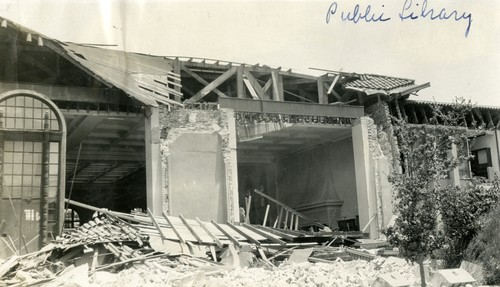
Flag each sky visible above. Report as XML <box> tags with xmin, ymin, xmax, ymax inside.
<box><xmin>1</xmin><ymin>0</ymin><xmax>499</xmax><ymax>106</ymax></box>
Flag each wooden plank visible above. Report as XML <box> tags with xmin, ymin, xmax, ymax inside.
<box><xmin>185</xmin><ymin>67</ymin><xmax>236</xmax><ymax>102</ymax></box>
<box><xmin>226</xmin><ymin>222</ymin><xmax>261</xmax><ymax>246</ymax></box>
<box><xmin>254</xmin><ymin>225</ymin><xmax>295</xmax><ymax>241</ymax></box>
<box><xmin>242</xmin><ymin>223</ymin><xmax>286</xmax><ymax>246</ymax></box>
<box><xmin>179</xmin><ymin>214</ymin><xmax>202</xmax><ymax>244</ymax></box>
<box><xmin>162</xmin><ymin>212</ymin><xmax>186</xmax><ymax>244</ymax></box>
<box><xmin>180</xmin><ymin>64</ymin><xmax>227</xmax><ymax>98</ymax></box>
<box><xmin>211</xmin><ymin>220</ymin><xmax>242</xmax><ymax>248</ymax></box>
<box><xmin>147</xmin><ymin>209</ymin><xmax>167</xmax><ymax>241</ymax></box>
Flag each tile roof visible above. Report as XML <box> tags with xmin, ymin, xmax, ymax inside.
<box><xmin>344</xmin><ymin>74</ymin><xmax>415</xmax><ymax>91</ymax></box>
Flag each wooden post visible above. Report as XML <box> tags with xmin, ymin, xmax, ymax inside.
<box><xmin>245</xmin><ymin>195</ymin><xmax>252</xmax><ymax>224</ymax></box>
<box><xmin>283</xmin><ymin>210</ymin><xmax>289</xmax><ymax>230</ymax></box>
<box><xmin>262</xmin><ymin>205</ymin><xmax>270</xmax><ymax>226</ymax></box>
<box><xmin>317</xmin><ymin>76</ymin><xmax>326</xmax><ymax>104</ymax></box>
<box><xmin>236</xmin><ymin>66</ymin><xmax>245</xmax><ymax>98</ymax></box>
<box><xmin>277</xmin><ymin>207</ymin><xmax>284</xmax><ymax>229</ymax></box>
<box><xmin>271</xmin><ymin>70</ymin><xmax>284</xmax><ymax>101</ymax></box>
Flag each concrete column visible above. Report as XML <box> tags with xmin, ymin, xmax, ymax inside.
<box><xmin>352</xmin><ymin>117</ymin><xmax>379</xmax><ymax>238</ymax></box>
<box><xmin>145</xmin><ymin>106</ymin><xmax>163</xmax><ymax>215</ymax></box>
<box><xmin>226</xmin><ymin>109</ymin><xmax>240</xmax><ymax>223</ymax></box>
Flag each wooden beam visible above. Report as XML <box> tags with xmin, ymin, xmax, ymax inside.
<box><xmin>195</xmin><ymin>217</ymin><xmax>223</xmax><ymax>248</ymax></box>
<box><xmin>243</xmin><ymin>69</ymin><xmax>267</xmax><ymax>99</ymax></box>
<box><xmin>262</xmin><ymin>78</ymin><xmax>273</xmax><ymax>95</ymax></box>
<box><xmin>243</xmin><ymin>77</ymin><xmax>260</xmax><ymax>100</ymax></box>
<box><xmin>179</xmin><ymin>214</ymin><xmax>203</xmax><ymax>244</ymax></box>
<box><xmin>67</xmin><ymin>116</ymin><xmax>104</xmax><ymax>151</ymax></box>
<box><xmin>327</xmin><ymin>74</ymin><xmax>341</xmax><ymax>95</ymax></box>
<box><xmin>86</xmin><ymin>162</ymin><xmax>122</xmax><ymax>183</ymax></box>
<box><xmin>180</xmin><ymin>64</ymin><xmax>227</xmax><ymax>98</ymax></box>
<box><xmin>271</xmin><ymin>70</ymin><xmax>284</xmax><ymax>101</ymax></box>
<box><xmin>242</xmin><ymin>223</ymin><xmax>286</xmax><ymax>245</ymax></box>
<box><xmin>162</xmin><ymin>213</ymin><xmax>186</xmax><ymax>244</ymax></box>
<box><xmin>226</xmin><ymin>222</ymin><xmax>261</xmax><ymax>245</ymax></box>
<box><xmin>283</xmin><ymin>89</ymin><xmax>315</xmax><ymax>103</ymax></box>
<box><xmin>147</xmin><ymin>209</ymin><xmax>168</xmax><ymax>241</ymax></box>
<box><xmin>255</xmin><ymin>225</ymin><xmax>295</xmax><ymax>241</ymax></box>
<box><xmin>0</xmin><ymin>82</ymin><xmax>128</xmax><ymax>105</ymax></box>
<box><xmin>211</xmin><ymin>220</ymin><xmax>242</xmax><ymax>248</ymax></box>
<box><xmin>185</xmin><ymin>67</ymin><xmax>236</xmax><ymax>102</ymax></box>
<box><xmin>236</xmin><ymin>66</ymin><xmax>245</xmax><ymax>98</ymax></box>
<box><xmin>316</xmin><ymin>77</ymin><xmax>326</xmax><ymax>104</ymax></box>
<box><xmin>323</xmin><ymin>82</ymin><xmax>342</xmax><ymax>101</ymax></box>
<box><xmin>103</xmin><ymin>119</ymin><xmax>143</xmax><ymax>151</ymax></box>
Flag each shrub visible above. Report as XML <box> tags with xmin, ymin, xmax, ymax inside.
<box><xmin>437</xmin><ymin>179</ymin><xmax>500</xmax><ymax>267</ymax></box>
<box><xmin>465</xmin><ymin>202</ymin><xmax>500</xmax><ymax>285</ymax></box>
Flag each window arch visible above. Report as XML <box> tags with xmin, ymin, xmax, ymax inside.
<box><xmin>0</xmin><ymin>90</ymin><xmax>66</xmax><ymax>256</ymax></box>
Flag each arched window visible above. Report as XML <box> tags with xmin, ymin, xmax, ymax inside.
<box><xmin>0</xmin><ymin>91</ymin><xmax>66</xmax><ymax>256</ymax></box>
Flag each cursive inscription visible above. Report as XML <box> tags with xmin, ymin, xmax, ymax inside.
<box><xmin>326</xmin><ymin>2</ymin><xmax>391</xmax><ymax>24</ymax></box>
<box><xmin>326</xmin><ymin>0</ymin><xmax>473</xmax><ymax>38</ymax></box>
<box><xmin>399</xmin><ymin>0</ymin><xmax>472</xmax><ymax>37</ymax></box>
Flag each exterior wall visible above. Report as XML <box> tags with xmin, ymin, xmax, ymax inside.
<box><xmin>159</xmin><ymin>108</ymin><xmax>239</xmax><ymax>223</ymax></box>
<box><xmin>274</xmin><ymin>137</ymin><xmax>357</xmax><ymax>228</ymax></box>
<box><xmin>352</xmin><ymin>117</ymin><xmax>394</xmax><ymax>239</ymax></box>
<box><xmin>470</xmin><ymin>132</ymin><xmax>500</xmax><ymax>179</ymax></box>
<box><xmin>366</xmin><ymin>102</ymin><xmax>399</xmax><ymax>170</ymax></box>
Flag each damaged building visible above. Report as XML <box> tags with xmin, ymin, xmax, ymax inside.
<box><xmin>1</xmin><ymin>17</ymin><xmax>500</xmax><ymax>259</ymax></box>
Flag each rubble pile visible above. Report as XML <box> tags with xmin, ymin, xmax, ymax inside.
<box><xmin>0</xmin><ymin>202</ymin><xmax>421</xmax><ymax>286</ymax></box>
<box><xmin>89</xmin><ymin>256</ymin><xmax>415</xmax><ymax>287</ymax></box>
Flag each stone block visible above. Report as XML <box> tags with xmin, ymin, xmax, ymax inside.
<box><xmin>371</xmin><ymin>272</ymin><xmax>411</xmax><ymax>287</ymax></box>
<box><xmin>430</xmin><ymin>268</ymin><xmax>477</xmax><ymax>287</ymax></box>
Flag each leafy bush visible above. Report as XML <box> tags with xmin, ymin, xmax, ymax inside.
<box><xmin>465</xmin><ymin>202</ymin><xmax>500</xmax><ymax>284</ymax></box>
<box><xmin>437</xmin><ymin>179</ymin><xmax>500</xmax><ymax>267</ymax></box>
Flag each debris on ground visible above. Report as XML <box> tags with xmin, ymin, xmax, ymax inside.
<box><xmin>0</xmin><ymin>200</ymin><xmax>478</xmax><ymax>286</ymax></box>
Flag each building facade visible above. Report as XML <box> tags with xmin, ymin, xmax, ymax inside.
<box><xmin>1</xmin><ymin>17</ymin><xmax>499</xmax><ymax>258</ymax></box>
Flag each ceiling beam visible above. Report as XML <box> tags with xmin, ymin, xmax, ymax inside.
<box><xmin>185</xmin><ymin>67</ymin><xmax>236</xmax><ymax>103</ymax></box>
<box><xmin>66</xmin><ymin>116</ymin><xmax>105</xmax><ymax>151</ymax></box>
<box><xmin>181</xmin><ymin>64</ymin><xmax>227</xmax><ymax>98</ymax></box>
<box><xmin>103</xmin><ymin>119</ymin><xmax>144</xmax><ymax>151</ymax></box>
<box><xmin>0</xmin><ymin>82</ymin><xmax>128</xmax><ymax>105</ymax></box>
<box><xmin>87</xmin><ymin>162</ymin><xmax>122</xmax><ymax>183</ymax></box>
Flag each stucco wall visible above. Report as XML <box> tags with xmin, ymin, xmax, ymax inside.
<box><xmin>274</xmin><ymin>137</ymin><xmax>357</xmax><ymax>228</ymax></box>
<box><xmin>159</xmin><ymin>108</ymin><xmax>238</xmax><ymax>222</ymax></box>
